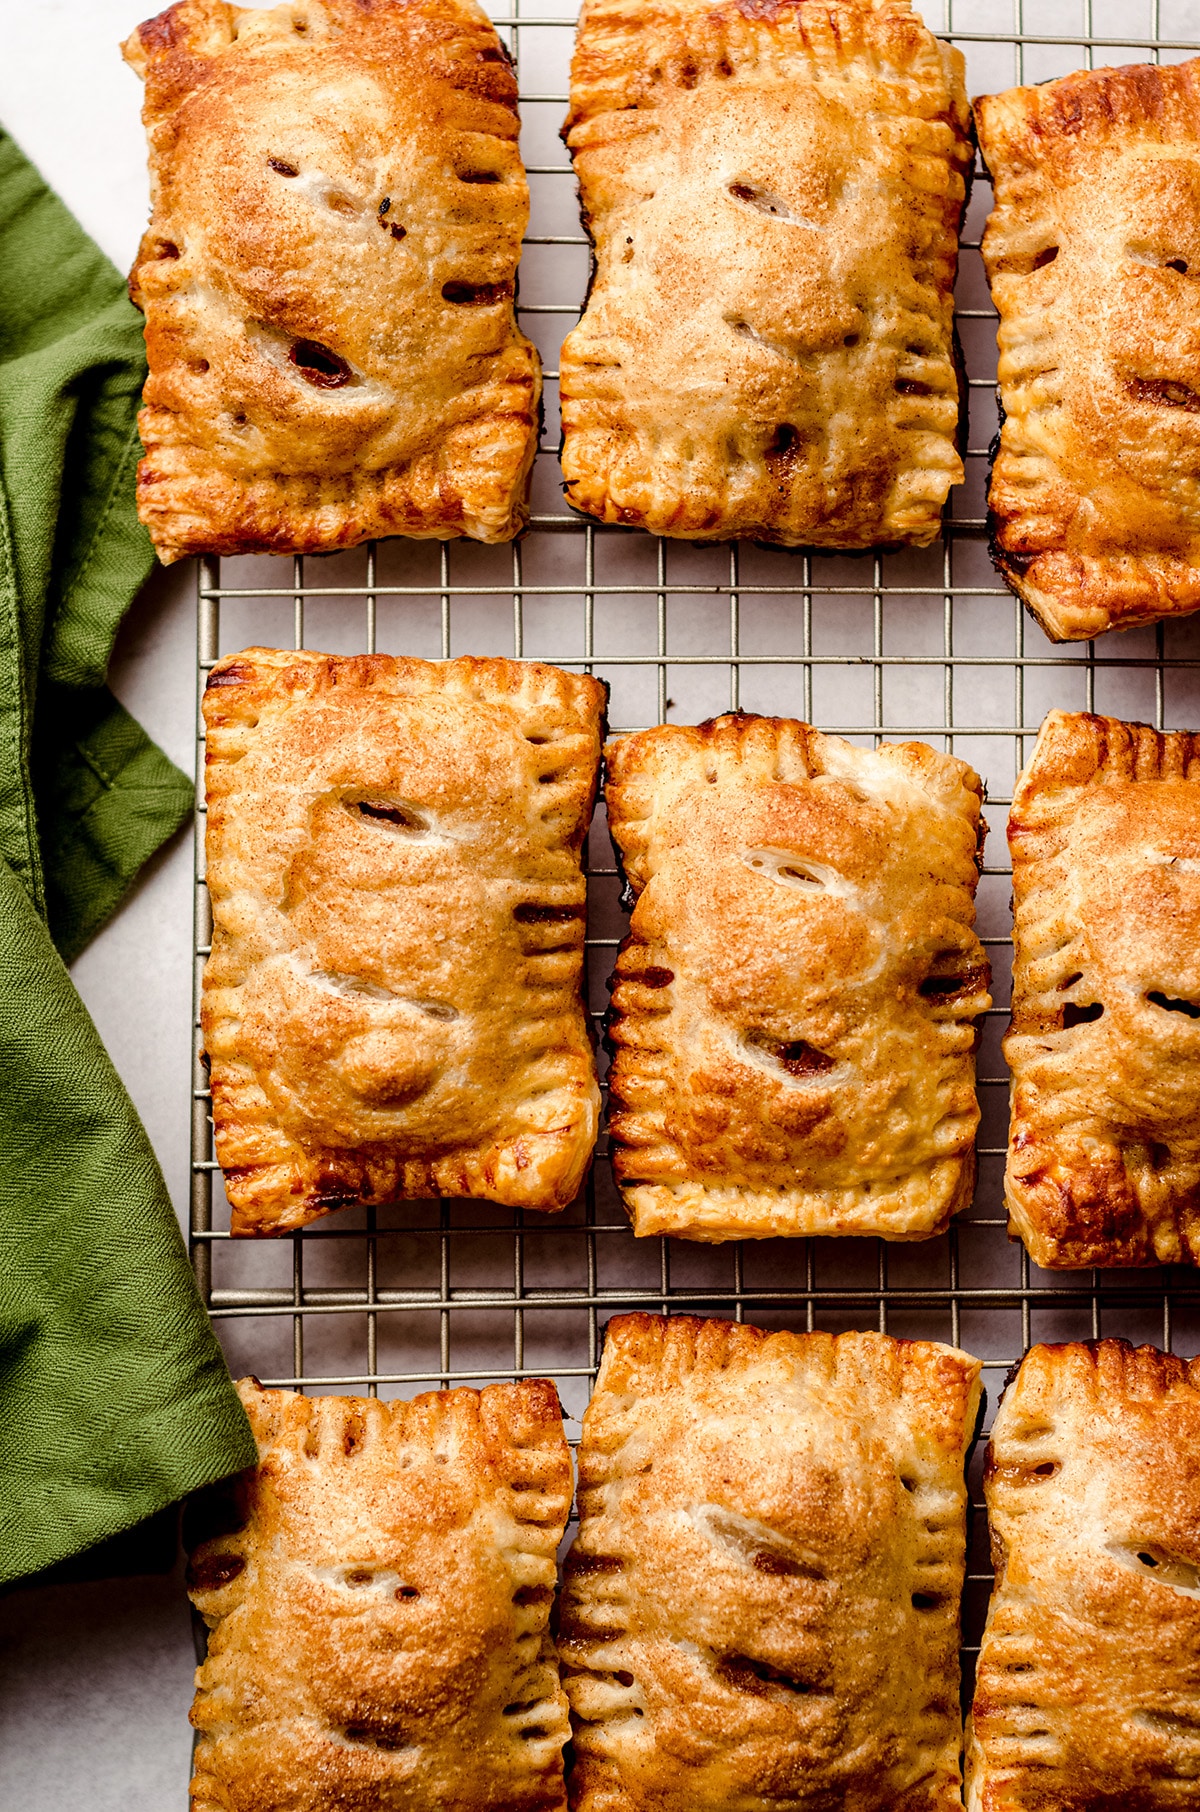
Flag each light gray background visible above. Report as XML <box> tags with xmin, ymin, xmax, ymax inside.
<box><xmin>3</xmin><ymin>0</ymin><xmax>1200</xmax><ymax>1804</ymax></box>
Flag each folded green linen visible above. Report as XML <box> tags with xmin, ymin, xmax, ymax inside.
<box><xmin>0</xmin><ymin>127</ymin><xmax>255</xmax><ymax>1583</ymax></box>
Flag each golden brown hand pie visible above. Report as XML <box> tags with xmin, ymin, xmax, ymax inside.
<box><xmin>604</xmin><ymin>714</ymin><xmax>990</xmax><ymax>1241</ymax></box>
<box><xmin>977</xmin><ymin>59</ymin><xmax>1200</xmax><ymax>641</ymax></box>
<box><xmin>202</xmin><ymin>648</ymin><xmax>604</xmax><ymax>1235</ymax></box>
<box><xmin>123</xmin><ymin>0</ymin><xmax>540</xmax><ymax>562</ymax></box>
<box><xmin>968</xmin><ymin>1339</ymin><xmax>1200</xmax><ymax>1812</ymax></box>
<box><xmin>561</xmin><ymin>1312</ymin><xmax>983</xmax><ymax>1812</ymax></box>
<box><xmin>558</xmin><ymin>0</ymin><xmax>970</xmax><ymax>546</ymax></box>
<box><xmin>1005</xmin><ymin>710</ymin><xmax>1200</xmax><ymax>1268</ymax></box>
<box><xmin>187</xmin><ymin>1377</ymin><xmax>572</xmax><ymax>1812</ymax></box>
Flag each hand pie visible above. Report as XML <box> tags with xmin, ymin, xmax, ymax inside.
<box><xmin>604</xmin><ymin>714</ymin><xmax>990</xmax><ymax>1241</ymax></box>
<box><xmin>1005</xmin><ymin>710</ymin><xmax>1200</xmax><ymax>1267</ymax></box>
<box><xmin>187</xmin><ymin>1377</ymin><xmax>572</xmax><ymax>1812</ymax></box>
<box><xmin>202</xmin><ymin>648</ymin><xmax>604</xmax><ymax>1235</ymax></box>
<box><xmin>558</xmin><ymin>0</ymin><xmax>970</xmax><ymax>546</ymax></box>
<box><xmin>977</xmin><ymin>59</ymin><xmax>1200</xmax><ymax>641</ymax></box>
<box><xmin>560</xmin><ymin>1312</ymin><xmax>983</xmax><ymax>1812</ymax></box>
<box><xmin>969</xmin><ymin>1339</ymin><xmax>1200</xmax><ymax>1809</ymax></box>
<box><xmin>122</xmin><ymin>0</ymin><xmax>540</xmax><ymax>562</ymax></box>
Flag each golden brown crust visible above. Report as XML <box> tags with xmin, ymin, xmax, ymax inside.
<box><xmin>968</xmin><ymin>1340</ymin><xmax>1200</xmax><ymax>1812</ymax></box>
<box><xmin>202</xmin><ymin>648</ymin><xmax>604</xmax><ymax>1235</ymax></box>
<box><xmin>977</xmin><ymin>59</ymin><xmax>1200</xmax><ymax>641</ymax></box>
<box><xmin>1005</xmin><ymin>710</ymin><xmax>1200</xmax><ymax>1267</ymax></box>
<box><xmin>562</xmin><ymin>1313</ymin><xmax>983</xmax><ymax>1812</ymax></box>
<box><xmin>187</xmin><ymin>1377</ymin><xmax>573</xmax><ymax>1812</ymax></box>
<box><xmin>603</xmin><ymin>714</ymin><xmax>989</xmax><ymax>1241</ymax></box>
<box><xmin>558</xmin><ymin>0</ymin><xmax>970</xmax><ymax>547</ymax></box>
<box><xmin>123</xmin><ymin>0</ymin><xmax>540</xmax><ymax>561</ymax></box>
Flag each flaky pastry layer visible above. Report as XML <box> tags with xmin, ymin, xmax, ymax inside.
<box><xmin>604</xmin><ymin>714</ymin><xmax>989</xmax><ymax>1241</ymax></box>
<box><xmin>1005</xmin><ymin>710</ymin><xmax>1200</xmax><ymax>1267</ymax></box>
<box><xmin>561</xmin><ymin>1313</ymin><xmax>982</xmax><ymax>1812</ymax></box>
<box><xmin>124</xmin><ymin>0</ymin><xmax>540</xmax><ymax>560</ymax></box>
<box><xmin>187</xmin><ymin>1378</ymin><xmax>572</xmax><ymax>1812</ymax></box>
<box><xmin>968</xmin><ymin>1340</ymin><xmax>1200</xmax><ymax>1812</ymax></box>
<box><xmin>559</xmin><ymin>0</ymin><xmax>970</xmax><ymax>546</ymax></box>
<box><xmin>978</xmin><ymin>58</ymin><xmax>1200</xmax><ymax>640</ymax></box>
<box><xmin>202</xmin><ymin>648</ymin><xmax>604</xmax><ymax>1234</ymax></box>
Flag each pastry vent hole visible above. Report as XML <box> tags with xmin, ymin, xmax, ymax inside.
<box><xmin>640</xmin><ymin>966</ymin><xmax>674</xmax><ymax>988</ymax></box>
<box><xmin>744</xmin><ymin>1031</ymin><xmax>835</xmax><ymax>1078</ymax></box>
<box><xmin>353</xmin><ymin>798</ymin><xmax>428</xmax><ymax>833</ymax></box>
<box><xmin>911</xmin><ymin>1591</ymin><xmax>943</xmax><ymax>1610</ymax></box>
<box><xmin>288</xmin><ymin>338</ymin><xmax>353</xmax><ymax>388</ymax></box>
<box><xmin>269</xmin><ymin>156</ymin><xmax>299</xmax><ymax>177</ymax></box>
<box><xmin>338</xmin><ymin>1724</ymin><xmax>409</xmax><ymax>1751</ymax></box>
<box><xmin>1110</xmin><ymin>1543</ymin><xmax>1200</xmax><ymax>1596</ymax></box>
<box><xmin>895</xmin><ymin>378</ymin><xmax>934</xmax><ymax>397</ymax></box>
<box><xmin>567</xmin><ymin>1553</ymin><xmax>624</xmax><ymax>1577</ymax></box>
<box><xmin>1126</xmin><ymin>375</ymin><xmax>1200</xmax><ymax>412</ymax></box>
<box><xmin>154</xmin><ymin>239</ymin><xmax>180</xmax><ymax>259</ymax></box>
<box><xmin>459</xmin><ymin>168</ymin><xmax>504</xmax><ymax>184</ymax></box>
<box><xmin>1147</xmin><ymin>991</ymin><xmax>1200</xmax><ymax>1019</ymax></box>
<box><xmin>727</xmin><ymin>181</ymin><xmax>801</xmax><ymax>222</ymax></box>
<box><xmin>442</xmin><ymin>279</ymin><xmax>512</xmax><ymax>305</ymax></box>
<box><xmin>1058</xmin><ymin>972</ymin><xmax>1083</xmax><ymax>991</ymax></box>
<box><xmin>742</xmin><ymin>849</ymin><xmax>826</xmax><ymax>889</ymax></box>
<box><xmin>1168</xmin><ymin>258</ymin><xmax>1190</xmax><ymax>273</ymax></box>
<box><xmin>1061</xmin><ymin>1001</ymin><xmax>1103</xmax><ymax>1028</ymax></box>
<box><xmin>395</xmin><ymin>1584</ymin><xmax>420</xmax><ymax>1600</ymax></box>
<box><xmin>717</xmin><ymin>1654</ymin><xmax>821</xmax><ymax>1699</ymax></box>
<box><xmin>311</xmin><ymin>971</ymin><xmax>397</xmax><ymax>1002</ymax></box>
<box><xmin>1134</xmin><ymin>1707</ymin><xmax>1200</xmax><ymax>1736</ymax></box>
<box><xmin>1033</xmin><ymin>245</ymin><xmax>1059</xmax><ymax>268</ymax></box>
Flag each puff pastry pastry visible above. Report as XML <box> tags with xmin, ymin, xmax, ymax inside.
<box><xmin>123</xmin><ymin>0</ymin><xmax>540</xmax><ymax>562</ymax></box>
<box><xmin>561</xmin><ymin>1312</ymin><xmax>983</xmax><ymax>1812</ymax></box>
<box><xmin>604</xmin><ymin>714</ymin><xmax>990</xmax><ymax>1241</ymax></box>
<box><xmin>202</xmin><ymin>648</ymin><xmax>604</xmax><ymax>1235</ymax></box>
<box><xmin>186</xmin><ymin>1377</ymin><xmax>572</xmax><ymax>1812</ymax></box>
<box><xmin>968</xmin><ymin>1339</ymin><xmax>1200</xmax><ymax>1811</ymax></box>
<box><xmin>1005</xmin><ymin>710</ymin><xmax>1200</xmax><ymax>1268</ymax></box>
<box><xmin>978</xmin><ymin>59</ymin><xmax>1200</xmax><ymax>641</ymax></box>
<box><xmin>558</xmin><ymin>0</ymin><xmax>970</xmax><ymax>546</ymax></box>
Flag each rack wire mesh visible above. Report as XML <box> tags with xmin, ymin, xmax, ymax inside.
<box><xmin>188</xmin><ymin>0</ymin><xmax>1200</xmax><ymax>1696</ymax></box>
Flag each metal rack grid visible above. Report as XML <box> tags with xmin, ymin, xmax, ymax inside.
<box><xmin>188</xmin><ymin>0</ymin><xmax>1200</xmax><ymax>1691</ymax></box>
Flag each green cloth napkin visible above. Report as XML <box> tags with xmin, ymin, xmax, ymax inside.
<box><xmin>0</xmin><ymin>127</ymin><xmax>255</xmax><ymax>1584</ymax></box>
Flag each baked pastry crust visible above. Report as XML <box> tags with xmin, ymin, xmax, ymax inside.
<box><xmin>559</xmin><ymin>0</ymin><xmax>970</xmax><ymax>546</ymax></box>
<box><xmin>604</xmin><ymin>714</ymin><xmax>990</xmax><ymax>1241</ymax></box>
<box><xmin>977</xmin><ymin>59</ymin><xmax>1200</xmax><ymax>641</ymax></box>
<box><xmin>561</xmin><ymin>1312</ymin><xmax>982</xmax><ymax>1812</ymax></box>
<box><xmin>968</xmin><ymin>1339</ymin><xmax>1200</xmax><ymax>1812</ymax></box>
<box><xmin>123</xmin><ymin>0</ymin><xmax>540</xmax><ymax>562</ymax></box>
<box><xmin>202</xmin><ymin>647</ymin><xmax>604</xmax><ymax>1235</ymax></box>
<box><xmin>1005</xmin><ymin>710</ymin><xmax>1200</xmax><ymax>1267</ymax></box>
<box><xmin>187</xmin><ymin>1377</ymin><xmax>572</xmax><ymax>1812</ymax></box>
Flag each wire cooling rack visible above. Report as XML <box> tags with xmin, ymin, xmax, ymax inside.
<box><xmin>188</xmin><ymin>0</ymin><xmax>1200</xmax><ymax>1688</ymax></box>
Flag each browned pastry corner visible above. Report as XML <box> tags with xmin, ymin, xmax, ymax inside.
<box><xmin>122</xmin><ymin>0</ymin><xmax>540</xmax><ymax>562</ymax></box>
<box><xmin>561</xmin><ymin>1312</ymin><xmax>983</xmax><ymax>1812</ymax></box>
<box><xmin>1005</xmin><ymin>710</ymin><xmax>1200</xmax><ymax>1268</ymax></box>
<box><xmin>968</xmin><ymin>1339</ymin><xmax>1200</xmax><ymax>1809</ymax></box>
<box><xmin>186</xmin><ymin>1377</ymin><xmax>572</xmax><ymax>1812</ymax></box>
<box><xmin>603</xmin><ymin>714</ymin><xmax>990</xmax><ymax>1241</ymax></box>
<box><xmin>202</xmin><ymin>648</ymin><xmax>604</xmax><ymax>1235</ymax></box>
<box><xmin>977</xmin><ymin>59</ymin><xmax>1200</xmax><ymax>641</ymax></box>
<box><xmin>558</xmin><ymin>0</ymin><xmax>971</xmax><ymax>546</ymax></box>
